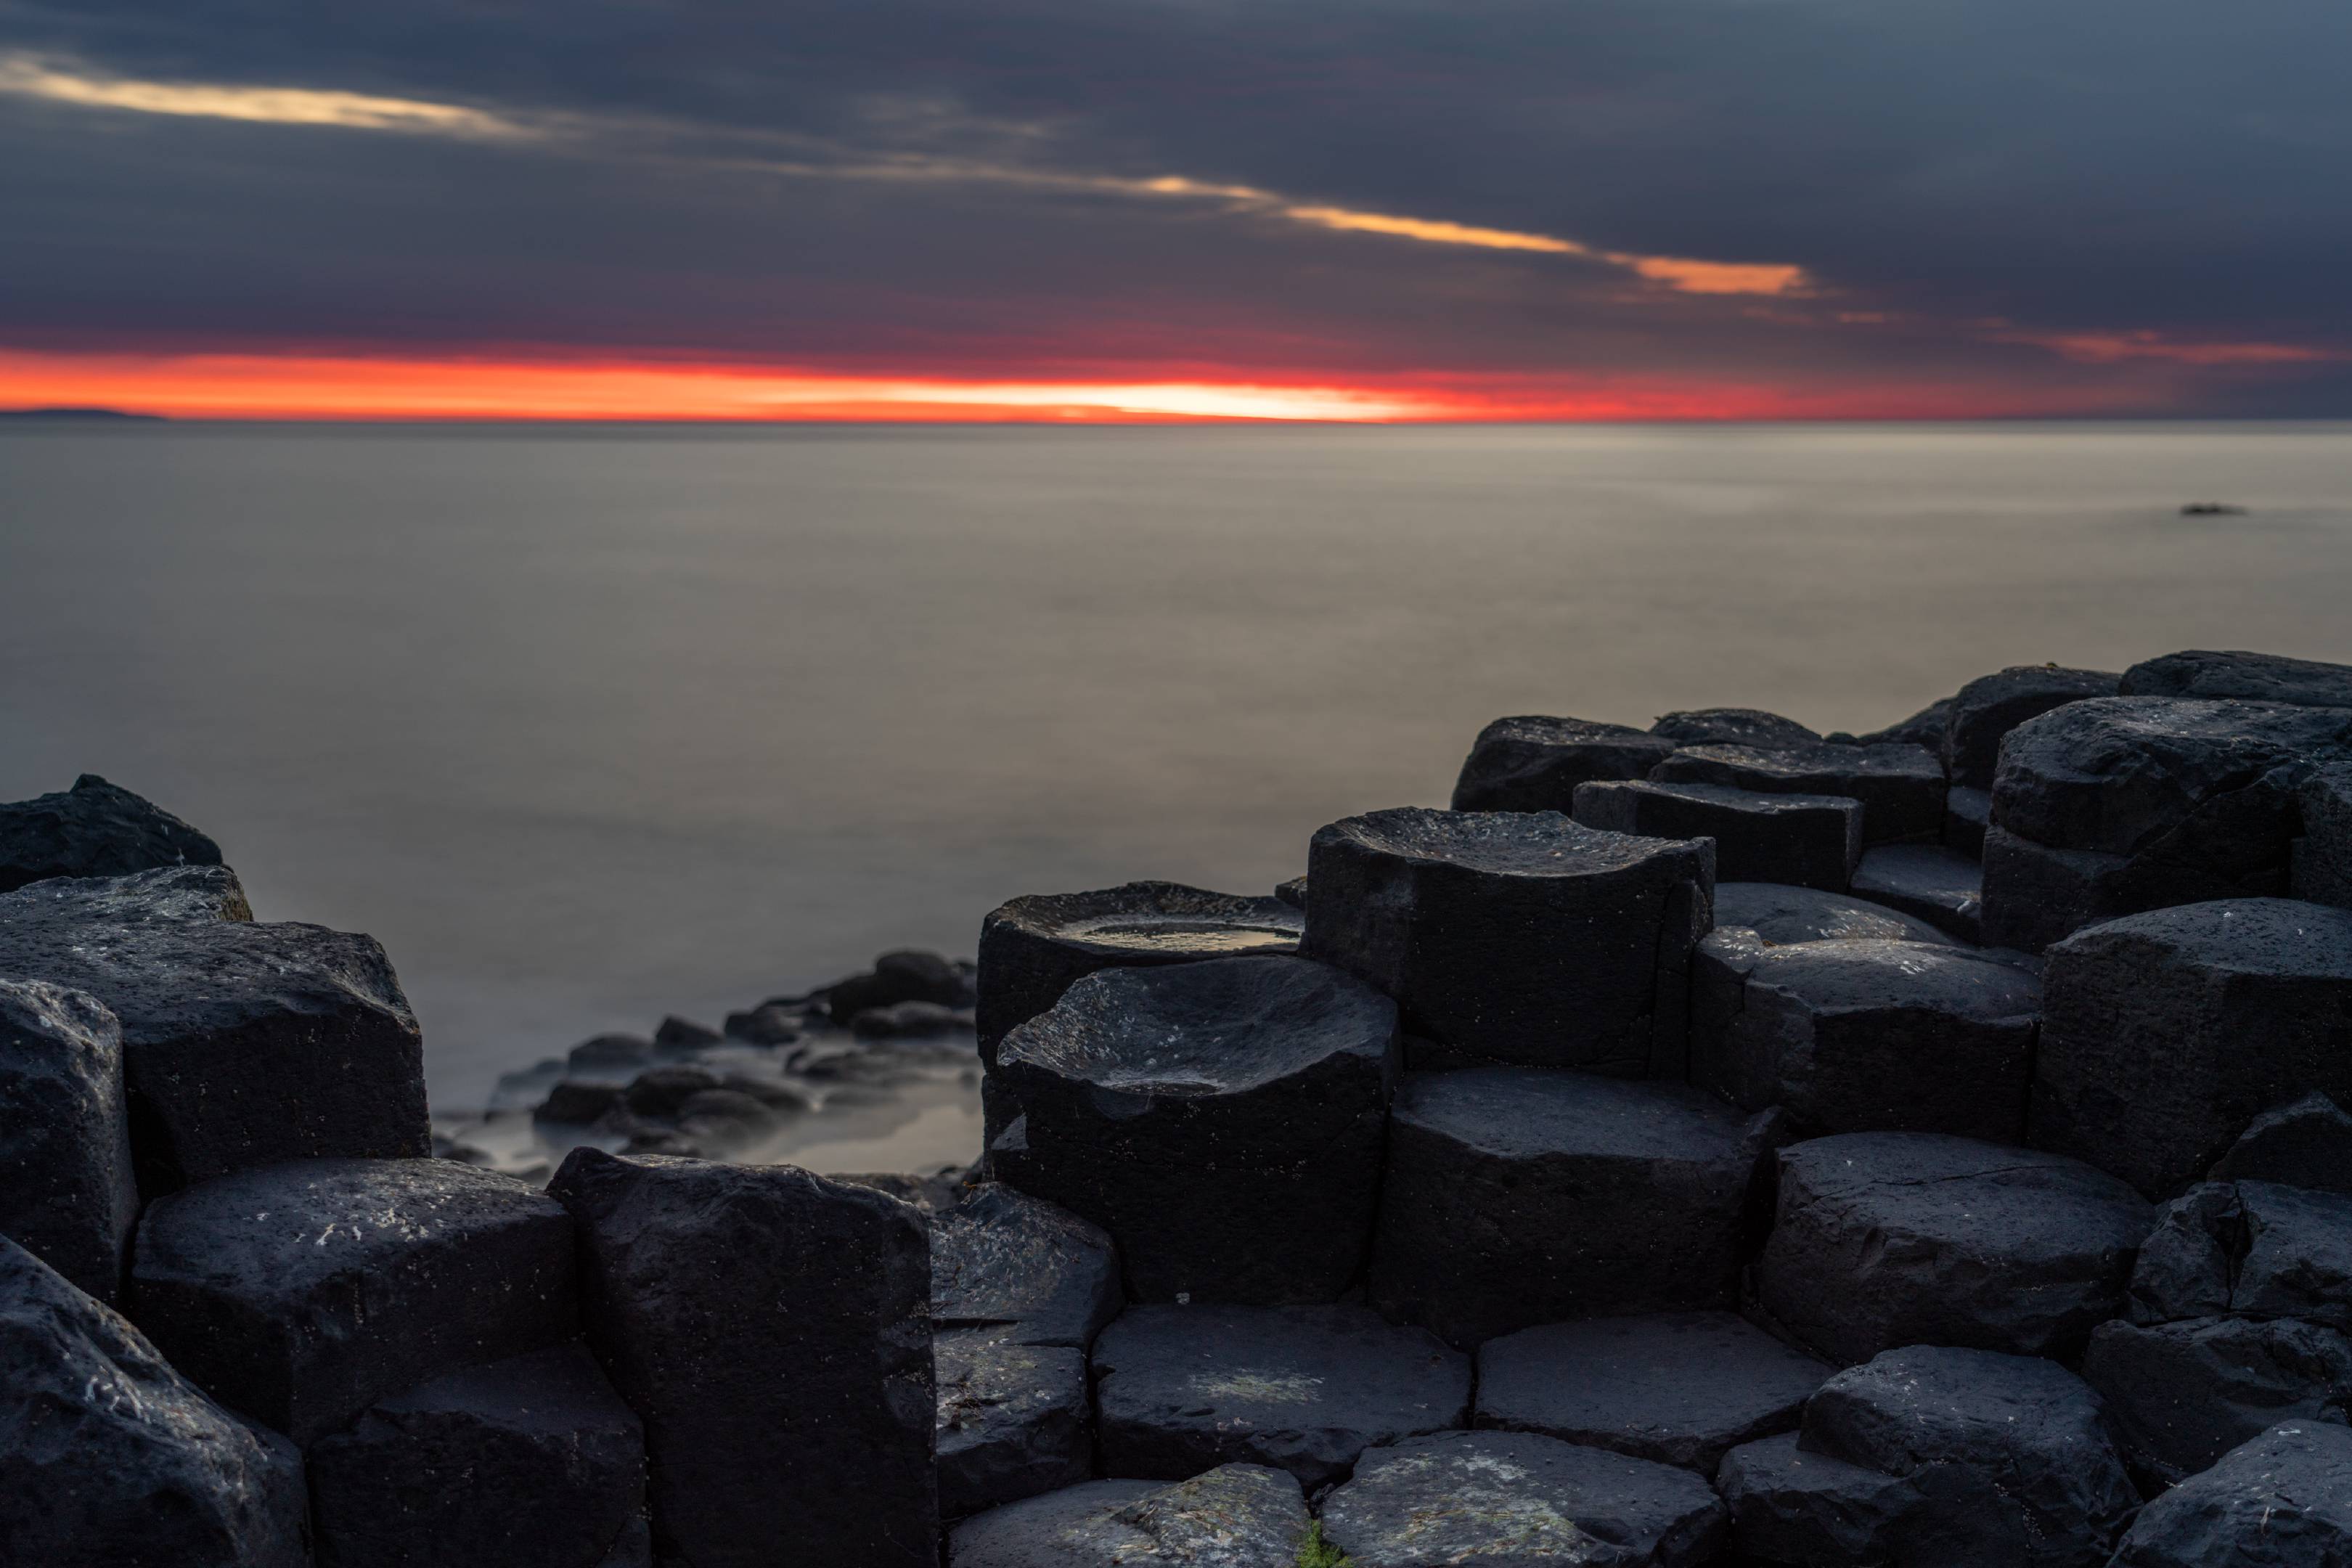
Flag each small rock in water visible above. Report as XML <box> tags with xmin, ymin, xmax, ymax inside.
<box><xmin>651</xmin><ymin>1015</ymin><xmax>722</xmax><ymax>1050</ymax></box>
<box><xmin>568</xmin><ymin>1032</ymin><xmax>656</xmax><ymax>1071</ymax></box>
<box><xmin>830</xmin><ymin>948</ymin><xmax>980</xmax><ymax>1021</ymax></box>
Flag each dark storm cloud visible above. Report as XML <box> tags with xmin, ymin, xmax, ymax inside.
<box><xmin>2</xmin><ymin>0</ymin><xmax>2347</xmax><ymax>409</ymax></box>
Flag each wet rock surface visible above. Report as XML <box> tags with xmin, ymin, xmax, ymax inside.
<box><xmin>129</xmin><ymin>1156</ymin><xmax>577</xmax><ymax>1444</ymax></box>
<box><xmin>992</xmin><ymin>955</ymin><xmax>1395</xmax><ymax>1303</ymax></box>
<box><xmin>1474</xmin><ymin>1310</ymin><xmax>1832</xmax><ymax>1474</ymax></box>
<box><xmin>1795</xmin><ymin>1346</ymin><xmax>2140</xmax><ymax>1568</ymax></box>
<box><xmin>2084</xmin><ymin>1315</ymin><xmax>2352</xmax><ymax>1487</ymax></box>
<box><xmin>0</xmin><ymin>773</ymin><xmax>224</xmax><ymax>894</ymax></box>
<box><xmin>2033</xmin><ymin>898</ymin><xmax>2352</xmax><ymax>1197</ymax></box>
<box><xmin>2107</xmin><ymin>1418</ymin><xmax>2352</xmax><ymax>1567</ymax></box>
<box><xmin>1757</xmin><ymin>1132</ymin><xmax>2152</xmax><ymax>1365</ymax></box>
<box><xmin>1849</xmin><ymin>842</ymin><xmax>1983</xmax><ymax>942</ymax></box>
<box><xmin>0</xmin><ymin>1235</ymin><xmax>310</xmax><ymax>1568</ymax></box>
<box><xmin>1451</xmin><ymin>714</ymin><xmax>1678</xmax><ymax>812</ymax></box>
<box><xmin>976</xmin><ymin>881</ymin><xmax>1302</xmax><ymax>1065</ymax></box>
<box><xmin>1090</xmin><ymin>1301</ymin><xmax>1469</xmax><ymax>1487</ymax></box>
<box><xmin>1371</xmin><ymin>1068</ymin><xmax>1769</xmax><ymax>1349</ymax></box>
<box><xmin>0</xmin><ymin>865</ymin><xmax>428</xmax><ymax>1192</ymax></box>
<box><xmin>306</xmin><ymin>1341</ymin><xmax>648</xmax><ymax>1568</ymax></box>
<box><xmin>1651</xmin><ymin>740</ymin><xmax>1945</xmax><ymax>846</ymax></box>
<box><xmin>1941</xmin><ymin>665</ymin><xmax>2119</xmax><ymax>790</ymax></box>
<box><xmin>936</xmin><ymin>1326</ymin><xmax>1091</xmax><ymax>1520</ymax></box>
<box><xmin>947</xmin><ymin>1466</ymin><xmax>1309</xmax><ymax>1568</ymax></box>
<box><xmin>2120</xmin><ymin>648</ymin><xmax>2352</xmax><ymax>708</ymax></box>
<box><xmin>932</xmin><ymin>1183</ymin><xmax>1120</xmax><ymax>1347</ymax></box>
<box><xmin>1652</xmin><ymin>708</ymin><xmax>1824</xmax><ymax>750</ymax></box>
<box><xmin>1710</xmin><ymin>881</ymin><xmax>1957</xmax><ymax>945</ymax></box>
<box><xmin>0</xmin><ymin>978</ymin><xmax>137</xmax><ymax>1302</ymax></box>
<box><xmin>1575</xmin><ymin>777</ymin><xmax>1861</xmax><ymax>890</ymax></box>
<box><xmin>1691</xmin><ymin>934</ymin><xmax>2041</xmax><ymax>1142</ymax></box>
<box><xmin>1318</xmin><ymin>1429</ymin><xmax>1729</xmax><ymax>1568</ymax></box>
<box><xmin>1303</xmin><ymin>807</ymin><xmax>1712</xmax><ymax>1075</ymax></box>
<box><xmin>551</xmin><ymin>1150</ymin><xmax>934</xmax><ymax>1568</ymax></box>
<box><xmin>2211</xmin><ymin>1090</ymin><xmax>2352</xmax><ymax>1193</ymax></box>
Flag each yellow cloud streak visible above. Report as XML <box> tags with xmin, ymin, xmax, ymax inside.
<box><xmin>0</xmin><ymin>54</ymin><xmax>526</xmax><ymax>137</ymax></box>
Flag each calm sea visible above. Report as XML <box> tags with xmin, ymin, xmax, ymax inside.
<box><xmin>6</xmin><ymin>421</ymin><xmax>2349</xmax><ymax>1113</ymax></box>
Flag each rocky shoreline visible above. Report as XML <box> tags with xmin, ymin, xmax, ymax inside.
<box><xmin>4</xmin><ymin>647</ymin><xmax>2352</xmax><ymax>1566</ymax></box>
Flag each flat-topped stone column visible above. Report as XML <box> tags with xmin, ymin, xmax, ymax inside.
<box><xmin>1302</xmin><ymin>807</ymin><xmax>1712</xmax><ymax>1076</ymax></box>
<box><xmin>1450</xmin><ymin>715</ymin><xmax>1676</xmax><ymax>812</ymax></box>
<box><xmin>1369</xmin><ymin>1068</ymin><xmax>1773</xmax><ymax>1348</ymax></box>
<box><xmin>990</xmin><ymin>955</ymin><xmax>1396</xmax><ymax>1304</ymax></box>
<box><xmin>1651</xmin><ymin>741</ymin><xmax>1945</xmax><ymax>846</ymax></box>
<box><xmin>1575</xmin><ymin>778</ymin><xmax>1860</xmax><ymax>891</ymax></box>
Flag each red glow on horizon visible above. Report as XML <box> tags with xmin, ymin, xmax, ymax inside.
<box><xmin>0</xmin><ymin>347</ymin><xmax>2137</xmax><ymax>424</ymax></box>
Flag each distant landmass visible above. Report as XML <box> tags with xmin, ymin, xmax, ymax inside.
<box><xmin>0</xmin><ymin>406</ymin><xmax>167</xmax><ymax>421</ymax></box>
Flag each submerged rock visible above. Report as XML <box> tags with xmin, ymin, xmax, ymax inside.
<box><xmin>0</xmin><ymin>1235</ymin><xmax>309</xmax><ymax>1568</ymax></box>
<box><xmin>0</xmin><ymin>978</ymin><xmax>137</xmax><ymax>1303</ymax></box>
<box><xmin>947</xmin><ymin>1466</ymin><xmax>1309</xmax><ymax>1568</ymax></box>
<box><xmin>991</xmin><ymin>955</ymin><xmax>1395</xmax><ymax>1304</ymax></box>
<box><xmin>1090</xmin><ymin>1301</ymin><xmax>1469</xmax><ymax>1488</ymax></box>
<box><xmin>0</xmin><ymin>773</ymin><xmax>224</xmax><ymax>894</ymax></box>
<box><xmin>1318</xmin><ymin>1430</ymin><xmax>1728</xmax><ymax>1568</ymax></box>
<box><xmin>1450</xmin><ymin>714</ymin><xmax>1678</xmax><ymax>812</ymax></box>
<box><xmin>1303</xmin><ymin>807</ymin><xmax>1712</xmax><ymax>1077</ymax></box>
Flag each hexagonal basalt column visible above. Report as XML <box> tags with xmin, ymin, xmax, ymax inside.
<box><xmin>1369</xmin><ymin>1068</ymin><xmax>1773</xmax><ymax>1349</ymax></box>
<box><xmin>1449</xmin><ymin>715</ymin><xmax>1676</xmax><ymax>812</ymax></box>
<box><xmin>991</xmin><ymin>956</ymin><xmax>1396</xmax><ymax>1304</ymax></box>
<box><xmin>1302</xmin><ymin>807</ymin><xmax>1712</xmax><ymax>1076</ymax></box>
<box><xmin>1651</xmin><ymin>741</ymin><xmax>1945</xmax><ymax>846</ymax></box>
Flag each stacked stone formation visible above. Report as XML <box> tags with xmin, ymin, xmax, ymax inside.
<box><xmin>12</xmin><ymin>648</ymin><xmax>2352</xmax><ymax>1568</ymax></box>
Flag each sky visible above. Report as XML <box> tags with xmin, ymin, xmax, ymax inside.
<box><xmin>3</xmin><ymin>1</ymin><xmax>2348</xmax><ymax>421</ymax></box>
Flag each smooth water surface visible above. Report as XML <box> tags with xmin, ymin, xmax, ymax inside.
<box><xmin>5</xmin><ymin>421</ymin><xmax>2348</xmax><ymax>1113</ymax></box>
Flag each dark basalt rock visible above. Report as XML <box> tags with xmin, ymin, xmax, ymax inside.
<box><xmin>1797</xmin><ymin>1346</ymin><xmax>2139</xmax><ymax>1568</ymax></box>
<box><xmin>2130</xmin><ymin>1180</ymin><xmax>2352</xmax><ymax>1333</ymax></box>
<box><xmin>721</xmin><ymin>1003</ymin><xmax>801</xmax><ymax>1044</ymax></box>
<box><xmin>1450</xmin><ymin>714</ymin><xmax>1678</xmax><ymax>812</ymax></box>
<box><xmin>2107</xmin><ymin>1419</ymin><xmax>2352</xmax><ymax>1567</ymax></box>
<box><xmin>1652</xmin><ymin>708</ymin><xmax>1824</xmax><ymax>751</ymax></box>
<box><xmin>1651</xmin><ymin>741</ymin><xmax>1945</xmax><ymax>846</ymax></box>
<box><xmin>1273</xmin><ymin>874</ymin><xmax>1307</xmax><ymax>909</ymax></box>
<box><xmin>1757</xmin><ymin>1132</ymin><xmax>2152</xmax><ymax>1366</ymax></box>
<box><xmin>2084</xmin><ymin>1315</ymin><xmax>2352</xmax><ymax>1488</ymax></box>
<box><xmin>947</xmin><ymin>1467</ymin><xmax>1309</xmax><ymax>1568</ymax></box>
<box><xmin>1850</xmin><ymin>843</ymin><xmax>1983</xmax><ymax>942</ymax></box>
<box><xmin>568</xmin><ymin>1032</ymin><xmax>655</xmax><ymax>1072</ymax></box>
<box><xmin>536</xmin><ymin>1079</ymin><xmax>626</xmax><ymax>1125</ymax></box>
<box><xmin>1710</xmin><ymin>882</ymin><xmax>1957</xmax><ymax>946</ymax></box>
<box><xmin>0</xmin><ymin>772</ymin><xmax>224</xmax><ymax>894</ymax></box>
<box><xmin>306</xmin><ymin>1342</ymin><xmax>647</xmax><ymax>1568</ymax></box>
<box><xmin>1575</xmin><ymin>777</ymin><xmax>1861</xmax><ymax>891</ymax></box>
<box><xmin>2212</xmin><ymin>1090</ymin><xmax>2352</xmax><ymax>1193</ymax></box>
<box><xmin>0</xmin><ymin>1236</ymin><xmax>309</xmax><ymax>1568</ymax></box>
<box><xmin>990</xmin><ymin>956</ymin><xmax>1395</xmax><ymax>1304</ymax></box>
<box><xmin>852</xmin><ymin>998</ymin><xmax>973</xmax><ymax>1037</ymax></box>
<box><xmin>1090</xmin><ymin>1301</ymin><xmax>1469</xmax><ymax>1487</ymax></box>
<box><xmin>1318</xmin><ymin>1430</ymin><xmax>1728</xmax><ymax>1568</ymax></box>
<box><xmin>129</xmin><ymin>1157</ymin><xmax>577</xmax><ymax>1444</ymax></box>
<box><xmin>1941</xmin><ymin>665</ymin><xmax>2120</xmax><ymax>790</ymax></box>
<box><xmin>2298</xmin><ymin>761</ymin><xmax>2352</xmax><ymax>910</ymax></box>
<box><xmin>830</xmin><ymin>948</ymin><xmax>979</xmax><ymax>1023</ymax></box>
<box><xmin>1945</xmin><ymin>784</ymin><xmax>1993</xmax><ymax>857</ymax></box>
<box><xmin>0</xmin><ymin>866</ymin><xmax>428</xmax><ymax>1193</ymax></box>
<box><xmin>1983</xmin><ymin>698</ymin><xmax>2352</xmax><ymax>946</ymax></box>
<box><xmin>935</xmin><ymin>1328</ymin><xmax>1091</xmax><ymax>1519</ymax></box>
<box><xmin>650</xmin><ymin>1015</ymin><xmax>721</xmax><ymax>1050</ymax></box>
<box><xmin>2120</xmin><ymin>648</ymin><xmax>2352</xmax><ymax>708</ymax></box>
<box><xmin>931</xmin><ymin>1183</ymin><xmax>1120</xmax><ymax>1349</ymax></box>
<box><xmin>976</xmin><ymin>881</ymin><xmax>1303</xmax><ymax>1067</ymax></box>
<box><xmin>0</xmin><ymin>979</ymin><xmax>137</xmax><ymax>1302</ymax></box>
<box><xmin>1857</xmin><ymin>695</ymin><xmax>1954</xmax><ymax>752</ymax></box>
<box><xmin>1718</xmin><ymin>1429</ymin><xmax>1919</xmax><ymax>1567</ymax></box>
<box><xmin>1690</xmin><ymin>934</ymin><xmax>2040</xmax><ymax>1143</ymax></box>
<box><xmin>1302</xmin><ymin>807</ymin><xmax>1712</xmax><ymax>1077</ymax></box>
<box><xmin>1369</xmin><ymin>1068</ymin><xmax>1772</xmax><ymax>1349</ymax></box>
<box><xmin>1474</xmin><ymin>1310</ymin><xmax>1832</xmax><ymax>1474</ymax></box>
<box><xmin>549</xmin><ymin>1149</ymin><xmax>934</xmax><ymax>1568</ymax></box>
<box><xmin>2033</xmin><ymin>899</ymin><xmax>2352</xmax><ymax>1197</ymax></box>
